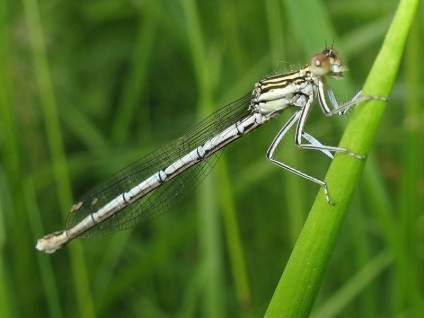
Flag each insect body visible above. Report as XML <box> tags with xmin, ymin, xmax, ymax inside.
<box><xmin>36</xmin><ymin>47</ymin><xmax>386</xmax><ymax>254</ymax></box>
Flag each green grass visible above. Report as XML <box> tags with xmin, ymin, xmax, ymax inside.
<box><xmin>265</xmin><ymin>0</ymin><xmax>420</xmax><ymax>316</ymax></box>
<box><xmin>0</xmin><ymin>0</ymin><xmax>422</xmax><ymax>317</ymax></box>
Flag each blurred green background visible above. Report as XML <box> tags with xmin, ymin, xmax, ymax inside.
<box><xmin>0</xmin><ymin>0</ymin><xmax>423</xmax><ymax>317</ymax></box>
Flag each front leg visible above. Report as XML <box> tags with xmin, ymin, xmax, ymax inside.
<box><xmin>317</xmin><ymin>79</ymin><xmax>388</xmax><ymax>116</ymax></box>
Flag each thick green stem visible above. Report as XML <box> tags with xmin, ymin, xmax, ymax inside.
<box><xmin>265</xmin><ymin>0</ymin><xmax>419</xmax><ymax>316</ymax></box>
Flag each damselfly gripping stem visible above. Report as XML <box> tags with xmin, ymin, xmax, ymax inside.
<box><xmin>36</xmin><ymin>47</ymin><xmax>387</xmax><ymax>254</ymax></box>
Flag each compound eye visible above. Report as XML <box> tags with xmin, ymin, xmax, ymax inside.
<box><xmin>309</xmin><ymin>53</ymin><xmax>330</xmax><ymax>76</ymax></box>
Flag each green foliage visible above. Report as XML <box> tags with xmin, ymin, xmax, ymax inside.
<box><xmin>266</xmin><ymin>0</ymin><xmax>421</xmax><ymax>316</ymax></box>
<box><xmin>0</xmin><ymin>0</ymin><xmax>422</xmax><ymax>317</ymax></box>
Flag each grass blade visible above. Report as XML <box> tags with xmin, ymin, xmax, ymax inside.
<box><xmin>265</xmin><ymin>0</ymin><xmax>419</xmax><ymax>316</ymax></box>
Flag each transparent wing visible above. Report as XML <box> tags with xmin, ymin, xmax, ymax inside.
<box><xmin>66</xmin><ymin>93</ymin><xmax>253</xmax><ymax>238</ymax></box>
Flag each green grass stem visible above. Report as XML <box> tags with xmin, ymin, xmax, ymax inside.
<box><xmin>265</xmin><ymin>0</ymin><xmax>419</xmax><ymax>316</ymax></box>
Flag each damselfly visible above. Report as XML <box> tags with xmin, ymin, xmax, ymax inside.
<box><xmin>36</xmin><ymin>47</ymin><xmax>387</xmax><ymax>254</ymax></box>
